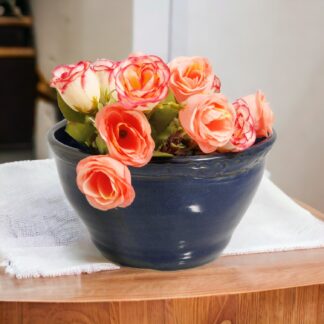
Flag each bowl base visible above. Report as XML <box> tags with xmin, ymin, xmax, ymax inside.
<box><xmin>92</xmin><ymin>238</ymin><xmax>231</xmax><ymax>271</ymax></box>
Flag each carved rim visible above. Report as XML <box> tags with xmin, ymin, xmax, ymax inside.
<box><xmin>48</xmin><ymin>119</ymin><xmax>276</xmax><ymax>164</ymax></box>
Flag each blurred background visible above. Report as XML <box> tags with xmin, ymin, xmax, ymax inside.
<box><xmin>0</xmin><ymin>0</ymin><xmax>323</xmax><ymax>211</ymax></box>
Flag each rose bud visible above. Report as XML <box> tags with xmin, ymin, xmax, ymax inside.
<box><xmin>91</xmin><ymin>59</ymin><xmax>116</xmax><ymax>103</ymax></box>
<box><xmin>51</xmin><ymin>61</ymin><xmax>100</xmax><ymax>113</ymax></box>
<box><xmin>212</xmin><ymin>75</ymin><xmax>221</xmax><ymax>93</ymax></box>
<box><xmin>179</xmin><ymin>93</ymin><xmax>236</xmax><ymax>154</ymax></box>
<box><xmin>220</xmin><ymin>99</ymin><xmax>256</xmax><ymax>152</ymax></box>
<box><xmin>95</xmin><ymin>103</ymin><xmax>155</xmax><ymax>167</ymax></box>
<box><xmin>76</xmin><ymin>155</ymin><xmax>135</xmax><ymax>211</ymax></box>
<box><xmin>168</xmin><ymin>56</ymin><xmax>221</xmax><ymax>103</ymax></box>
<box><xmin>242</xmin><ymin>90</ymin><xmax>274</xmax><ymax>137</ymax></box>
<box><xmin>112</xmin><ymin>54</ymin><xmax>170</xmax><ymax>110</ymax></box>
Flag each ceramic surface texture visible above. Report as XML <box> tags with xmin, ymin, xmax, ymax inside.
<box><xmin>48</xmin><ymin>120</ymin><xmax>276</xmax><ymax>270</ymax></box>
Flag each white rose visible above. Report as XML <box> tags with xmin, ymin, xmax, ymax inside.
<box><xmin>91</xmin><ymin>59</ymin><xmax>115</xmax><ymax>103</ymax></box>
<box><xmin>51</xmin><ymin>61</ymin><xmax>100</xmax><ymax>113</ymax></box>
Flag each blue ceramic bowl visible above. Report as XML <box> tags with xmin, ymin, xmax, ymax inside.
<box><xmin>48</xmin><ymin>120</ymin><xmax>276</xmax><ymax>270</ymax></box>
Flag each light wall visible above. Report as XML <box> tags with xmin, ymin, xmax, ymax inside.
<box><xmin>183</xmin><ymin>0</ymin><xmax>324</xmax><ymax>211</ymax></box>
<box><xmin>31</xmin><ymin>0</ymin><xmax>133</xmax><ymax>81</ymax></box>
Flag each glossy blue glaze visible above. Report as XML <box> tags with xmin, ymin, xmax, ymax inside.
<box><xmin>48</xmin><ymin>120</ymin><xmax>276</xmax><ymax>270</ymax></box>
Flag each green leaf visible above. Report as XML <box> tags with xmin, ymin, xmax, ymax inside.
<box><xmin>95</xmin><ymin>135</ymin><xmax>108</xmax><ymax>154</ymax></box>
<box><xmin>153</xmin><ymin>151</ymin><xmax>174</xmax><ymax>157</ymax></box>
<box><xmin>149</xmin><ymin>105</ymin><xmax>179</xmax><ymax>134</ymax></box>
<box><xmin>57</xmin><ymin>92</ymin><xmax>86</xmax><ymax>123</ymax></box>
<box><xmin>155</xmin><ymin>118</ymin><xmax>181</xmax><ymax>148</ymax></box>
<box><xmin>65</xmin><ymin>121</ymin><xmax>96</xmax><ymax>145</ymax></box>
<box><xmin>107</xmin><ymin>90</ymin><xmax>118</xmax><ymax>105</ymax></box>
<box><xmin>99</xmin><ymin>89</ymin><xmax>109</xmax><ymax>105</ymax></box>
<box><xmin>160</xmin><ymin>90</ymin><xmax>176</xmax><ymax>105</ymax></box>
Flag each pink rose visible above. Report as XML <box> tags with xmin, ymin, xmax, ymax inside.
<box><xmin>168</xmin><ymin>56</ymin><xmax>221</xmax><ymax>103</ymax></box>
<box><xmin>51</xmin><ymin>61</ymin><xmax>100</xmax><ymax>113</ymax></box>
<box><xmin>95</xmin><ymin>103</ymin><xmax>155</xmax><ymax>167</ymax></box>
<box><xmin>76</xmin><ymin>155</ymin><xmax>135</xmax><ymax>211</ymax></box>
<box><xmin>179</xmin><ymin>93</ymin><xmax>236</xmax><ymax>153</ymax></box>
<box><xmin>112</xmin><ymin>54</ymin><xmax>170</xmax><ymax>110</ymax></box>
<box><xmin>221</xmin><ymin>99</ymin><xmax>256</xmax><ymax>152</ymax></box>
<box><xmin>242</xmin><ymin>91</ymin><xmax>274</xmax><ymax>137</ymax></box>
<box><xmin>91</xmin><ymin>59</ymin><xmax>116</xmax><ymax>102</ymax></box>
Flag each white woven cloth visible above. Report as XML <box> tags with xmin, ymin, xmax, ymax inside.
<box><xmin>0</xmin><ymin>159</ymin><xmax>324</xmax><ymax>279</ymax></box>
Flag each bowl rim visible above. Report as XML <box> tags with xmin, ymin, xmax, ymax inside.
<box><xmin>48</xmin><ymin>119</ymin><xmax>276</xmax><ymax>164</ymax></box>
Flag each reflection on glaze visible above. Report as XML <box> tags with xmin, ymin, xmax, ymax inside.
<box><xmin>178</xmin><ymin>240</ymin><xmax>186</xmax><ymax>249</ymax></box>
<box><xmin>188</xmin><ymin>204</ymin><xmax>202</xmax><ymax>213</ymax></box>
<box><xmin>181</xmin><ymin>251</ymin><xmax>192</xmax><ymax>260</ymax></box>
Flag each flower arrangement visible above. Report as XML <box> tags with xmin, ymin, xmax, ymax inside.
<box><xmin>51</xmin><ymin>53</ymin><xmax>274</xmax><ymax>211</ymax></box>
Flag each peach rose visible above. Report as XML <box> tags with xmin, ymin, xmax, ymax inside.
<box><xmin>112</xmin><ymin>54</ymin><xmax>170</xmax><ymax>110</ymax></box>
<box><xmin>179</xmin><ymin>93</ymin><xmax>236</xmax><ymax>153</ymax></box>
<box><xmin>51</xmin><ymin>61</ymin><xmax>100</xmax><ymax>113</ymax></box>
<box><xmin>91</xmin><ymin>59</ymin><xmax>116</xmax><ymax>102</ymax></box>
<box><xmin>95</xmin><ymin>103</ymin><xmax>155</xmax><ymax>167</ymax></box>
<box><xmin>221</xmin><ymin>99</ymin><xmax>256</xmax><ymax>152</ymax></box>
<box><xmin>168</xmin><ymin>56</ymin><xmax>221</xmax><ymax>103</ymax></box>
<box><xmin>242</xmin><ymin>91</ymin><xmax>274</xmax><ymax>137</ymax></box>
<box><xmin>76</xmin><ymin>155</ymin><xmax>135</xmax><ymax>211</ymax></box>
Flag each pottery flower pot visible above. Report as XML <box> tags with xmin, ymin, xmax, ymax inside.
<box><xmin>48</xmin><ymin>120</ymin><xmax>276</xmax><ymax>270</ymax></box>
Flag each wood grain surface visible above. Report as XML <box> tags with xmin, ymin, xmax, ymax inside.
<box><xmin>1</xmin><ymin>204</ymin><xmax>324</xmax><ymax>323</ymax></box>
<box><xmin>0</xmin><ymin>16</ymin><xmax>32</xmax><ymax>27</ymax></box>
<box><xmin>0</xmin><ymin>47</ymin><xmax>35</xmax><ymax>58</ymax></box>
<box><xmin>1</xmin><ymin>286</ymin><xmax>323</xmax><ymax>324</ymax></box>
<box><xmin>1</xmin><ymin>247</ymin><xmax>324</xmax><ymax>303</ymax></box>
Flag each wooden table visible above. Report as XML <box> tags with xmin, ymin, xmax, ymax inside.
<box><xmin>1</xmin><ymin>203</ymin><xmax>324</xmax><ymax>324</ymax></box>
